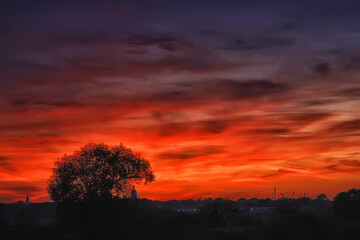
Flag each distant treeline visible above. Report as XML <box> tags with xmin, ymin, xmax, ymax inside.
<box><xmin>0</xmin><ymin>188</ymin><xmax>359</xmax><ymax>240</ymax></box>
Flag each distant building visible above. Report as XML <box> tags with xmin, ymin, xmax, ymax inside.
<box><xmin>177</xmin><ymin>208</ymin><xmax>198</xmax><ymax>213</ymax></box>
<box><xmin>131</xmin><ymin>186</ymin><xmax>137</xmax><ymax>199</ymax></box>
<box><xmin>26</xmin><ymin>194</ymin><xmax>29</xmax><ymax>205</ymax></box>
<box><xmin>249</xmin><ymin>207</ymin><xmax>274</xmax><ymax>216</ymax></box>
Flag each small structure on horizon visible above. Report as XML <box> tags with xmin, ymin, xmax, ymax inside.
<box><xmin>274</xmin><ymin>188</ymin><xmax>276</xmax><ymax>200</ymax></box>
<box><xmin>26</xmin><ymin>194</ymin><xmax>29</xmax><ymax>205</ymax></box>
<box><xmin>131</xmin><ymin>186</ymin><xmax>137</xmax><ymax>199</ymax></box>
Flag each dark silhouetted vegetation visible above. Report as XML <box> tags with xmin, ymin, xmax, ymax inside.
<box><xmin>48</xmin><ymin>143</ymin><xmax>155</xmax><ymax>202</ymax></box>
<box><xmin>333</xmin><ymin>188</ymin><xmax>360</xmax><ymax>221</ymax></box>
<box><xmin>1</xmin><ymin>189</ymin><xmax>360</xmax><ymax>240</ymax></box>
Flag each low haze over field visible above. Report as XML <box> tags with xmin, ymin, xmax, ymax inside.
<box><xmin>1</xmin><ymin>0</ymin><xmax>360</xmax><ymax>202</ymax></box>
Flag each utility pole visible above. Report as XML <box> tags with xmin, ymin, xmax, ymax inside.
<box><xmin>274</xmin><ymin>188</ymin><xmax>276</xmax><ymax>201</ymax></box>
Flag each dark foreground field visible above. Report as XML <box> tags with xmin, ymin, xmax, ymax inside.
<box><xmin>1</xmin><ymin>195</ymin><xmax>360</xmax><ymax>240</ymax></box>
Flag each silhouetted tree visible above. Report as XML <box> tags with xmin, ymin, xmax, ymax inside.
<box><xmin>48</xmin><ymin>143</ymin><xmax>155</xmax><ymax>202</ymax></box>
<box><xmin>316</xmin><ymin>194</ymin><xmax>328</xmax><ymax>201</ymax></box>
<box><xmin>333</xmin><ymin>188</ymin><xmax>360</xmax><ymax>221</ymax></box>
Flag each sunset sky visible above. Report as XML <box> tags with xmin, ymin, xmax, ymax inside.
<box><xmin>1</xmin><ymin>0</ymin><xmax>360</xmax><ymax>202</ymax></box>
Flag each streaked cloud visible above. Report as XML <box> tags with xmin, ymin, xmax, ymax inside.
<box><xmin>1</xmin><ymin>0</ymin><xmax>360</xmax><ymax>202</ymax></box>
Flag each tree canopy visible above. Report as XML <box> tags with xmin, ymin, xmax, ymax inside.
<box><xmin>316</xmin><ymin>193</ymin><xmax>328</xmax><ymax>201</ymax></box>
<box><xmin>333</xmin><ymin>188</ymin><xmax>360</xmax><ymax>220</ymax></box>
<box><xmin>48</xmin><ymin>143</ymin><xmax>155</xmax><ymax>202</ymax></box>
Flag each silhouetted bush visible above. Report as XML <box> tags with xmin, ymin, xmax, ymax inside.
<box><xmin>333</xmin><ymin>188</ymin><xmax>360</xmax><ymax>221</ymax></box>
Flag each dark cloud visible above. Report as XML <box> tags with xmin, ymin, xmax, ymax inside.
<box><xmin>126</xmin><ymin>34</ymin><xmax>175</xmax><ymax>45</ymax></box>
<box><xmin>340</xmin><ymin>160</ymin><xmax>360</xmax><ymax>167</ymax></box>
<box><xmin>252</xmin><ymin>128</ymin><xmax>290</xmax><ymax>135</ymax></box>
<box><xmin>349</xmin><ymin>55</ymin><xmax>360</xmax><ymax>65</ymax></box>
<box><xmin>152</xmin><ymin>111</ymin><xmax>164</xmax><ymax>119</ymax></box>
<box><xmin>344</xmin><ymin>56</ymin><xmax>360</xmax><ymax>70</ymax></box>
<box><xmin>330</xmin><ymin>119</ymin><xmax>360</xmax><ymax>132</ymax></box>
<box><xmin>215</xmin><ymin>79</ymin><xmax>288</xmax><ymax>100</ymax></box>
<box><xmin>278</xmin><ymin>22</ymin><xmax>299</xmax><ymax>31</ymax></box>
<box><xmin>219</xmin><ymin>37</ymin><xmax>294</xmax><ymax>51</ymax></box>
<box><xmin>156</xmin><ymin>119</ymin><xmax>230</xmax><ymax>137</ymax></box>
<box><xmin>313</xmin><ymin>62</ymin><xmax>331</xmax><ymax>74</ymax></box>
<box><xmin>7</xmin><ymin>60</ymin><xmax>57</xmax><ymax>72</ymax></box>
<box><xmin>322</xmin><ymin>164</ymin><xmax>341</xmax><ymax>172</ymax></box>
<box><xmin>55</xmin><ymin>32</ymin><xmax>117</xmax><ymax>46</ymax></box>
<box><xmin>0</xmin><ymin>181</ymin><xmax>44</xmax><ymax>193</ymax></box>
<box><xmin>34</xmin><ymin>100</ymin><xmax>84</xmax><ymax>107</ymax></box>
<box><xmin>153</xmin><ymin>79</ymin><xmax>289</xmax><ymax>103</ymax></box>
<box><xmin>85</xmin><ymin>79</ymin><xmax>289</xmax><ymax>113</ymax></box>
<box><xmin>335</xmin><ymin>88</ymin><xmax>360</xmax><ymax>99</ymax></box>
<box><xmin>58</xmin><ymin>47</ymin><xmax>229</xmax><ymax>77</ymax></box>
<box><xmin>9</xmin><ymin>98</ymin><xmax>29</xmax><ymax>106</ymax></box>
<box><xmin>126</xmin><ymin>34</ymin><xmax>184</xmax><ymax>51</ymax></box>
<box><xmin>9</xmin><ymin>98</ymin><xmax>83</xmax><ymax>107</ymax></box>
<box><xmin>157</xmin><ymin>122</ymin><xmax>190</xmax><ymax>136</ymax></box>
<box><xmin>0</xmin><ymin>156</ymin><xmax>17</xmax><ymax>172</ymax></box>
<box><xmin>290</xmin><ymin>112</ymin><xmax>332</xmax><ymax>122</ymax></box>
<box><xmin>297</xmin><ymin>98</ymin><xmax>337</xmax><ymax>106</ymax></box>
<box><xmin>320</xmin><ymin>161</ymin><xmax>360</xmax><ymax>174</ymax></box>
<box><xmin>89</xmin><ymin>33</ymin><xmax>190</xmax><ymax>53</ymax></box>
<box><xmin>155</xmin><ymin>145</ymin><xmax>225</xmax><ymax>161</ymax></box>
<box><xmin>68</xmin><ymin>58</ymin><xmax>118</xmax><ymax>72</ymax></box>
<box><xmin>262</xmin><ymin>168</ymin><xmax>295</xmax><ymax>178</ymax></box>
<box><xmin>203</xmin><ymin>120</ymin><xmax>228</xmax><ymax>134</ymax></box>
